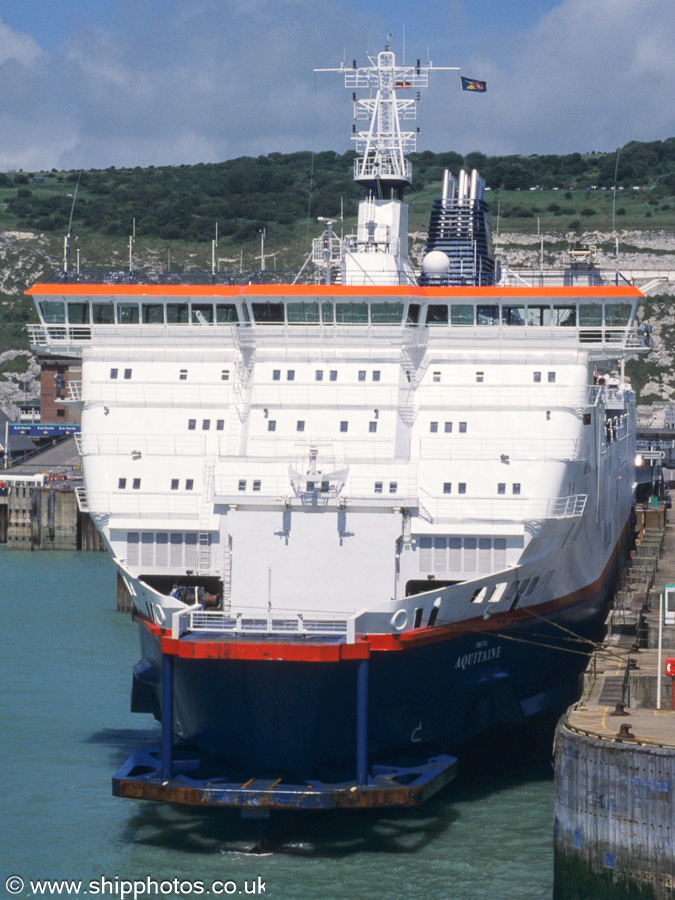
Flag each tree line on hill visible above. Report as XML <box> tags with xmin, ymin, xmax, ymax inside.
<box><xmin>2</xmin><ymin>137</ymin><xmax>675</xmax><ymax>242</ymax></box>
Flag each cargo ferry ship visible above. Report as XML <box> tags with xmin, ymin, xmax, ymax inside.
<box><xmin>27</xmin><ymin>47</ymin><xmax>647</xmax><ymax>810</ymax></box>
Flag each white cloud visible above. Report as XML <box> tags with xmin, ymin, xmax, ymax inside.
<box><xmin>0</xmin><ymin>0</ymin><xmax>673</xmax><ymax>172</ymax></box>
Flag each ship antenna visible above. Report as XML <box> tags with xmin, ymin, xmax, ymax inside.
<box><xmin>63</xmin><ymin>171</ymin><xmax>81</xmax><ymax>274</ymax></box>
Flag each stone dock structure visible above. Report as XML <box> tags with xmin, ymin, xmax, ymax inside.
<box><xmin>554</xmin><ymin>506</ymin><xmax>675</xmax><ymax>899</ymax></box>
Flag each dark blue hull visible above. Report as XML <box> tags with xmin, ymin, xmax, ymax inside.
<box><xmin>135</xmin><ymin>568</ymin><xmax>616</xmax><ymax>777</ymax></box>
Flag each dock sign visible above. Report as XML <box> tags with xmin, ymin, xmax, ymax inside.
<box><xmin>664</xmin><ymin>585</ymin><xmax>675</xmax><ymax>625</ymax></box>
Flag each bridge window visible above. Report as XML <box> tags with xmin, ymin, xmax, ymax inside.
<box><xmin>251</xmin><ymin>302</ymin><xmax>284</xmax><ymax>323</ymax></box>
<box><xmin>451</xmin><ymin>304</ymin><xmax>474</xmax><ymax>326</ymax></box>
<box><xmin>321</xmin><ymin>303</ymin><xmax>334</xmax><ymax>324</ymax></box>
<box><xmin>287</xmin><ymin>302</ymin><xmax>319</xmax><ymax>323</ymax></box>
<box><xmin>407</xmin><ymin>304</ymin><xmax>420</xmax><ymax>324</ymax></box>
<box><xmin>191</xmin><ymin>304</ymin><xmax>214</xmax><ymax>324</ymax></box>
<box><xmin>605</xmin><ymin>303</ymin><xmax>632</xmax><ymax>326</ymax></box>
<box><xmin>579</xmin><ymin>304</ymin><xmax>603</xmax><ymax>326</ymax></box>
<box><xmin>553</xmin><ymin>306</ymin><xmax>576</xmax><ymax>326</ymax></box>
<box><xmin>92</xmin><ymin>302</ymin><xmax>114</xmax><ymax>324</ymax></box>
<box><xmin>40</xmin><ymin>301</ymin><xmax>65</xmax><ymax>324</ymax></box>
<box><xmin>426</xmin><ymin>304</ymin><xmax>448</xmax><ymax>325</ymax></box>
<box><xmin>166</xmin><ymin>303</ymin><xmax>188</xmax><ymax>324</ymax></box>
<box><xmin>336</xmin><ymin>302</ymin><xmax>368</xmax><ymax>324</ymax></box>
<box><xmin>216</xmin><ymin>303</ymin><xmax>238</xmax><ymax>323</ymax></box>
<box><xmin>118</xmin><ymin>303</ymin><xmax>140</xmax><ymax>324</ymax></box>
<box><xmin>371</xmin><ymin>302</ymin><xmax>404</xmax><ymax>324</ymax></box>
<box><xmin>477</xmin><ymin>305</ymin><xmax>499</xmax><ymax>325</ymax></box>
<box><xmin>67</xmin><ymin>303</ymin><xmax>90</xmax><ymax>324</ymax></box>
<box><xmin>527</xmin><ymin>305</ymin><xmax>551</xmax><ymax>326</ymax></box>
<box><xmin>143</xmin><ymin>304</ymin><xmax>164</xmax><ymax>324</ymax></box>
<box><xmin>502</xmin><ymin>305</ymin><xmax>525</xmax><ymax>326</ymax></box>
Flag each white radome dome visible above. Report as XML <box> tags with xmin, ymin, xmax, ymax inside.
<box><xmin>421</xmin><ymin>250</ymin><xmax>450</xmax><ymax>275</ymax></box>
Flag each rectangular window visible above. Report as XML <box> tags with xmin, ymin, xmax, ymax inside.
<box><xmin>253</xmin><ymin>480</ymin><xmax>261</xmax><ymax>492</ymax></box>
<box><xmin>498</xmin><ymin>483</ymin><xmax>506</xmax><ymax>494</ymax></box>
<box><xmin>533</xmin><ymin>371</ymin><xmax>542</xmax><ymax>383</ymax></box>
<box><xmin>430</xmin><ymin>422</ymin><xmax>439</xmax><ymax>433</ymax></box>
<box><xmin>132</xmin><ymin>478</ymin><xmax>141</xmax><ymax>490</ymax></box>
<box><xmin>110</xmin><ymin>368</ymin><xmax>118</xmax><ymax>379</ymax></box>
<box><xmin>321</xmin><ymin>481</ymin><xmax>330</xmax><ymax>492</ymax></box>
<box><xmin>494</xmin><ymin>538</ymin><xmax>507</xmax><ymax>569</ymax></box>
<box><xmin>444</xmin><ymin>422</ymin><xmax>453</xmax><ymax>433</ymax></box>
<box><xmin>464</xmin><ymin>537</ymin><xmax>476</xmax><ymax>571</ymax></box>
<box><xmin>127</xmin><ymin>532</ymin><xmax>139</xmax><ymax>566</ymax></box>
<box><xmin>433</xmin><ymin>371</ymin><xmax>441</xmax><ymax>383</ymax></box>
<box><xmin>373</xmin><ymin>371</ymin><xmax>381</xmax><ymax>382</ymax></box>
<box><xmin>216</xmin><ymin>420</ymin><xmax>224</xmax><ymax>431</ymax></box>
<box><xmin>170</xmin><ymin>533</ymin><xmax>182</xmax><ymax>567</ymax></box>
<box><xmin>451</xmin><ymin>304</ymin><xmax>474</xmax><ymax>326</ymax></box>
<box><xmin>340</xmin><ymin>421</ymin><xmax>348</xmax><ymax>433</ymax></box>
<box><xmin>287</xmin><ymin>370</ymin><xmax>295</xmax><ymax>381</ymax></box>
<box><xmin>179</xmin><ymin>369</ymin><xmax>187</xmax><ymax>380</ymax></box>
<box><xmin>56</xmin><ymin>409</ymin><xmax>65</xmax><ymax>418</ymax></box>
<box><xmin>124</xmin><ymin>368</ymin><xmax>132</xmax><ymax>380</ymax></box>
<box><xmin>186</xmin><ymin>479</ymin><xmax>194</xmax><ymax>491</ymax></box>
<box><xmin>221</xmin><ymin>369</ymin><xmax>230</xmax><ymax>381</ymax></box>
<box><xmin>188</xmin><ymin>419</ymin><xmax>196</xmax><ymax>430</ymax></box>
<box><xmin>369</xmin><ymin>421</ymin><xmax>377</xmax><ymax>433</ymax></box>
<box><xmin>118</xmin><ymin>478</ymin><xmax>127</xmax><ymax>489</ymax></box>
<box><xmin>273</xmin><ymin>369</ymin><xmax>281</xmax><ymax>381</ymax></box>
<box><xmin>458</xmin><ymin>483</ymin><xmax>466</xmax><ymax>494</ymax></box>
<box><xmin>477</xmin><ymin>305</ymin><xmax>499</xmax><ymax>326</ymax></box>
<box><xmin>268</xmin><ymin>420</ymin><xmax>276</xmax><ymax>432</ymax></box>
<box><xmin>419</xmin><ymin>536</ymin><xmax>432</xmax><ymax>572</ymax></box>
<box><xmin>459</xmin><ymin>422</ymin><xmax>467</xmax><ymax>433</ymax></box>
<box><xmin>202</xmin><ymin>419</ymin><xmax>210</xmax><ymax>430</ymax></box>
<box><xmin>443</xmin><ymin>482</ymin><xmax>452</xmax><ymax>494</ymax></box>
<box><xmin>476</xmin><ymin>371</ymin><xmax>484</xmax><ymax>382</ymax></box>
<box><xmin>238</xmin><ymin>480</ymin><xmax>246</xmax><ymax>491</ymax></box>
<box><xmin>330</xmin><ymin>370</ymin><xmax>338</xmax><ymax>381</ymax></box>
<box><xmin>358</xmin><ymin>371</ymin><xmax>366</xmax><ymax>382</ymax></box>
<box><xmin>155</xmin><ymin>533</ymin><xmax>168</xmax><ymax>568</ymax></box>
<box><xmin>140</xmin><ymin>533</ymin><xmax>153</xmax><ymax>567</ymax></box>
<box><xmin>374</xmin><ymin>482</ymin><xmax>383</xmax><ymax>494</ymax></box>
<box><xmin>389</xmin><ymin>482</ymin><xmax>398</xmax><ymax>493</ymax></box>
<box><xmin>448</xmin><ymin>537</ymin><xmax>461</xmax><ymax>570</ymax></box>
<box><xmin>513</xmin><ymin>483</ymin><xmax>521</xmax><ymax>495</ymax></box>
<box><xmin>297</xmin><ymin>420</ymin><xmax>305</xmax><ymax>432</ymax></box>
<box><xmin>548</xmin><ymin>372</ymin><xmax>556</xmax><ymax>383</ymax></box>
<box><xmin>478</xmin><ymin>538</ymin><xmax>492</xmax><ymax>573</ymax></box>
<box><xmin>315</xmin><ymin>370</ymin><xmax>324</xmax><ymax>381</ymax></box>
<box><xmin>171</xmin><ymin>479</ymin><xmax>179</xmax><ymax>490</ymax></box>
<box><xmin>307</xmin><ymin>481</ymin><xmax>315</xmax><ymax>491</ymax></box>
<box><xmin>427</xmin><ymin>305</ymin><xmax>449</xmax><ymax>325</ymax></box>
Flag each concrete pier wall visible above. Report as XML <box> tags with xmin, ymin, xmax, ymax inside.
<box><xmin>554</xmin><ymin>723</ymin><xmax>674</xmax><ymax>899</ymax></box>
<box><xmin>0</xmin><ymin>485</ymin><xmax>104</xmax><ymax>551</ymax></box>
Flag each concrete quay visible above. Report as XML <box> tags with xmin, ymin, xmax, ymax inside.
<box><xmin>554</xmin><ymin>509</ymin><xmax>675</xmax><ymax>899</ymax></box>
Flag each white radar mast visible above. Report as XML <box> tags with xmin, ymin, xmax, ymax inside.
<box><xmin>317</xmin><ymin>43</ymin><xmax>457</xmax><ymax>197</ymax></box>
<box><xmin>313</xmin><ymin>45</ymin><xmax>457</xmax><ymax>286</ymax></box>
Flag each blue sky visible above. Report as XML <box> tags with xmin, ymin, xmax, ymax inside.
<box><xmin>0</xmin><ymin>0</ymin><xmax>673</xmax><ymax>171</ymax></box>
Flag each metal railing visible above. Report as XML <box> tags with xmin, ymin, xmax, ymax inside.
<box><xmin>173</xmin><ymin>607</ymin><xmax>353</xmax><ymax>641</ymax></box>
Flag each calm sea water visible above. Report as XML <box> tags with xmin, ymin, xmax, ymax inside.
<box><xmin>1</xmin><ymin>549</ymin><xmax>555</xmax><ymax>899</ymax></box>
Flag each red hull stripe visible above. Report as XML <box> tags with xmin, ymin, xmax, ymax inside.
<box><xmin>134</xmin><ymin>518</ymin><xmax>629</xmax><ymax>662</ymax></box>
